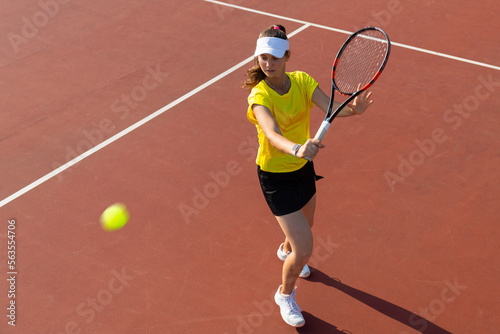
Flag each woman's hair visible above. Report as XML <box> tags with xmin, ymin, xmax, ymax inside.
<box><xmin>243</xmin><ymin>24</ymin><xmax>289</xmax><ymax>91</ymax></box>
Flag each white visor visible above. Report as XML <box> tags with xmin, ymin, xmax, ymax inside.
<box><xmin>254</xmin><ymin>37</ymin><xmax>289</xmax><ymax>58</ymax></box>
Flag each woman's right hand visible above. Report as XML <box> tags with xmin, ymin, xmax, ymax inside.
<box><xmin>298</xmin><ymin>138</ymin><xmax>325</xmax><ymax>160</ymax></box>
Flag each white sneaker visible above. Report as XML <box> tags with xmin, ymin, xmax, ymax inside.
<box><xmin>277</xmin><ymin>243</ymin><xmax>310</xmax><ymax>278</ymax></box>
<box><xmin>274</xmin><ymin>285</ymin><xmax>305</xmax><ymax>327</ymax></box>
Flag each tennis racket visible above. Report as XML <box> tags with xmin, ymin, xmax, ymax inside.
<box><xmin>314</xmin><ymin>27</ymin><xmax>391</xmax><ymax>141</ymax></box>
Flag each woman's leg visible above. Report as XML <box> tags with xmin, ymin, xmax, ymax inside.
<box><xmin>276</xmin><ymin>196</ymin><xmax>316</xmax><ymax>295</ymax></box>
<box><xmin>282</xmin><ymin>195</ymin><xmax>316</xmax><ymax>254</ymax></box>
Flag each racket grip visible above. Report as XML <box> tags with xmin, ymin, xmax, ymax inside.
<box><xmin>314</xmin><ymin>120</ymin><xmax>331</xmax><ymax>141</ymax></box>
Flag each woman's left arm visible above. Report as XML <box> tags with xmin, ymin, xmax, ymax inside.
<box><xmin>311</xmin><ymin>85</ymin><xmax>373</xmax><ymax>117</ymax></box>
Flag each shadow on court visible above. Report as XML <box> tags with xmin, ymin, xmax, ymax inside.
<box><xmin>297</xmin><ymin>312</ymin><xmax>352</xmax><ymax>334</ymax></box>
<box><xmin>307</xmin><ymin>268</ymin><xmax>453</xmax><ymax>334</ymax></box>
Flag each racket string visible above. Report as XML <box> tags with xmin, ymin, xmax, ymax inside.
<box><xmin>335</xmin><ymin>30</ymin><xmax>389</xmax><ymax>95</ymax></box>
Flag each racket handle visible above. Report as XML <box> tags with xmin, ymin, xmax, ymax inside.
<box><xmin>314</xmin><ymin>120</ymin><xmax>331</xmax><ymax>141</ymax></box>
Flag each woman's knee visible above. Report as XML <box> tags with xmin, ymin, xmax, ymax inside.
<box><xmin>301</xmin><ymin>245</ymin><xmax>314</xmax><ymax>261</ymax></box>
<box><xmin>277</xmin><ymin>210</ymin><xmax>313</xmax><ymax>260</ymax></box>
<box><xmin>293</xmin><ymin>238</ymin><xmax>313</xmax><ymax>261</ymax></box>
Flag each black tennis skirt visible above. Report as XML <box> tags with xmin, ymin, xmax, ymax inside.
<box><xmin>257</xmin><ymin>161</ymin><xmax>322</xmax><ymax>216</ymax></box>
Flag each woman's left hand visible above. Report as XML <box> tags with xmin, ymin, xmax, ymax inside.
<box><xmin>349</xmin><ymin>87</ymin><xmax>373</xmax><ymax>115</ymax></box>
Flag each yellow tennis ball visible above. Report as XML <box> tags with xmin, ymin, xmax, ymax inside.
<box><xmin>100</xmin><ymin>203</ymin><xmax>129</xmax><ymax>231</ymax></box>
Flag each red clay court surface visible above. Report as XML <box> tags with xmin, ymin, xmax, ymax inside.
<box><xmin>1</xmin><ymin>1</ymin><xmax>499</xmax><ymax>333</ymax></box>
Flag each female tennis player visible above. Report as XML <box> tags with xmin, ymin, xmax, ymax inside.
<box><xmin>245</xmin><ymin>24</ymin><xmax>373</xmax><ymax>327</ymax></box>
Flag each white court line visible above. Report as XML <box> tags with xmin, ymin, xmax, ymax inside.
<box><xmin>205</xmin><ymin>0</ymin><xmax>500</xmax><ymax>71</ymax></box>
<box><xmin>0</xmin><ymin>24</ymin><xmax>311</xmax><ymax>208</ymax></box>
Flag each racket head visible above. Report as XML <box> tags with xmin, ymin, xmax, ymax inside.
<box><xmin>332</xmin><ymin>27</ymin><xmax>391</xmax><ymax>96</ymax></box>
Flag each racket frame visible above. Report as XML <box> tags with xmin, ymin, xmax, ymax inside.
<box><xmin>314</xmin><ymin>27</ymin><xmax>391</xmax><ymax>141</ymax></box>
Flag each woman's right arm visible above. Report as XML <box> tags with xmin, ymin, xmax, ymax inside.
<box><xmin>252</xmin><ymin>104</ymin><xmax>324</xmax><ymax>160</ymax></box>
